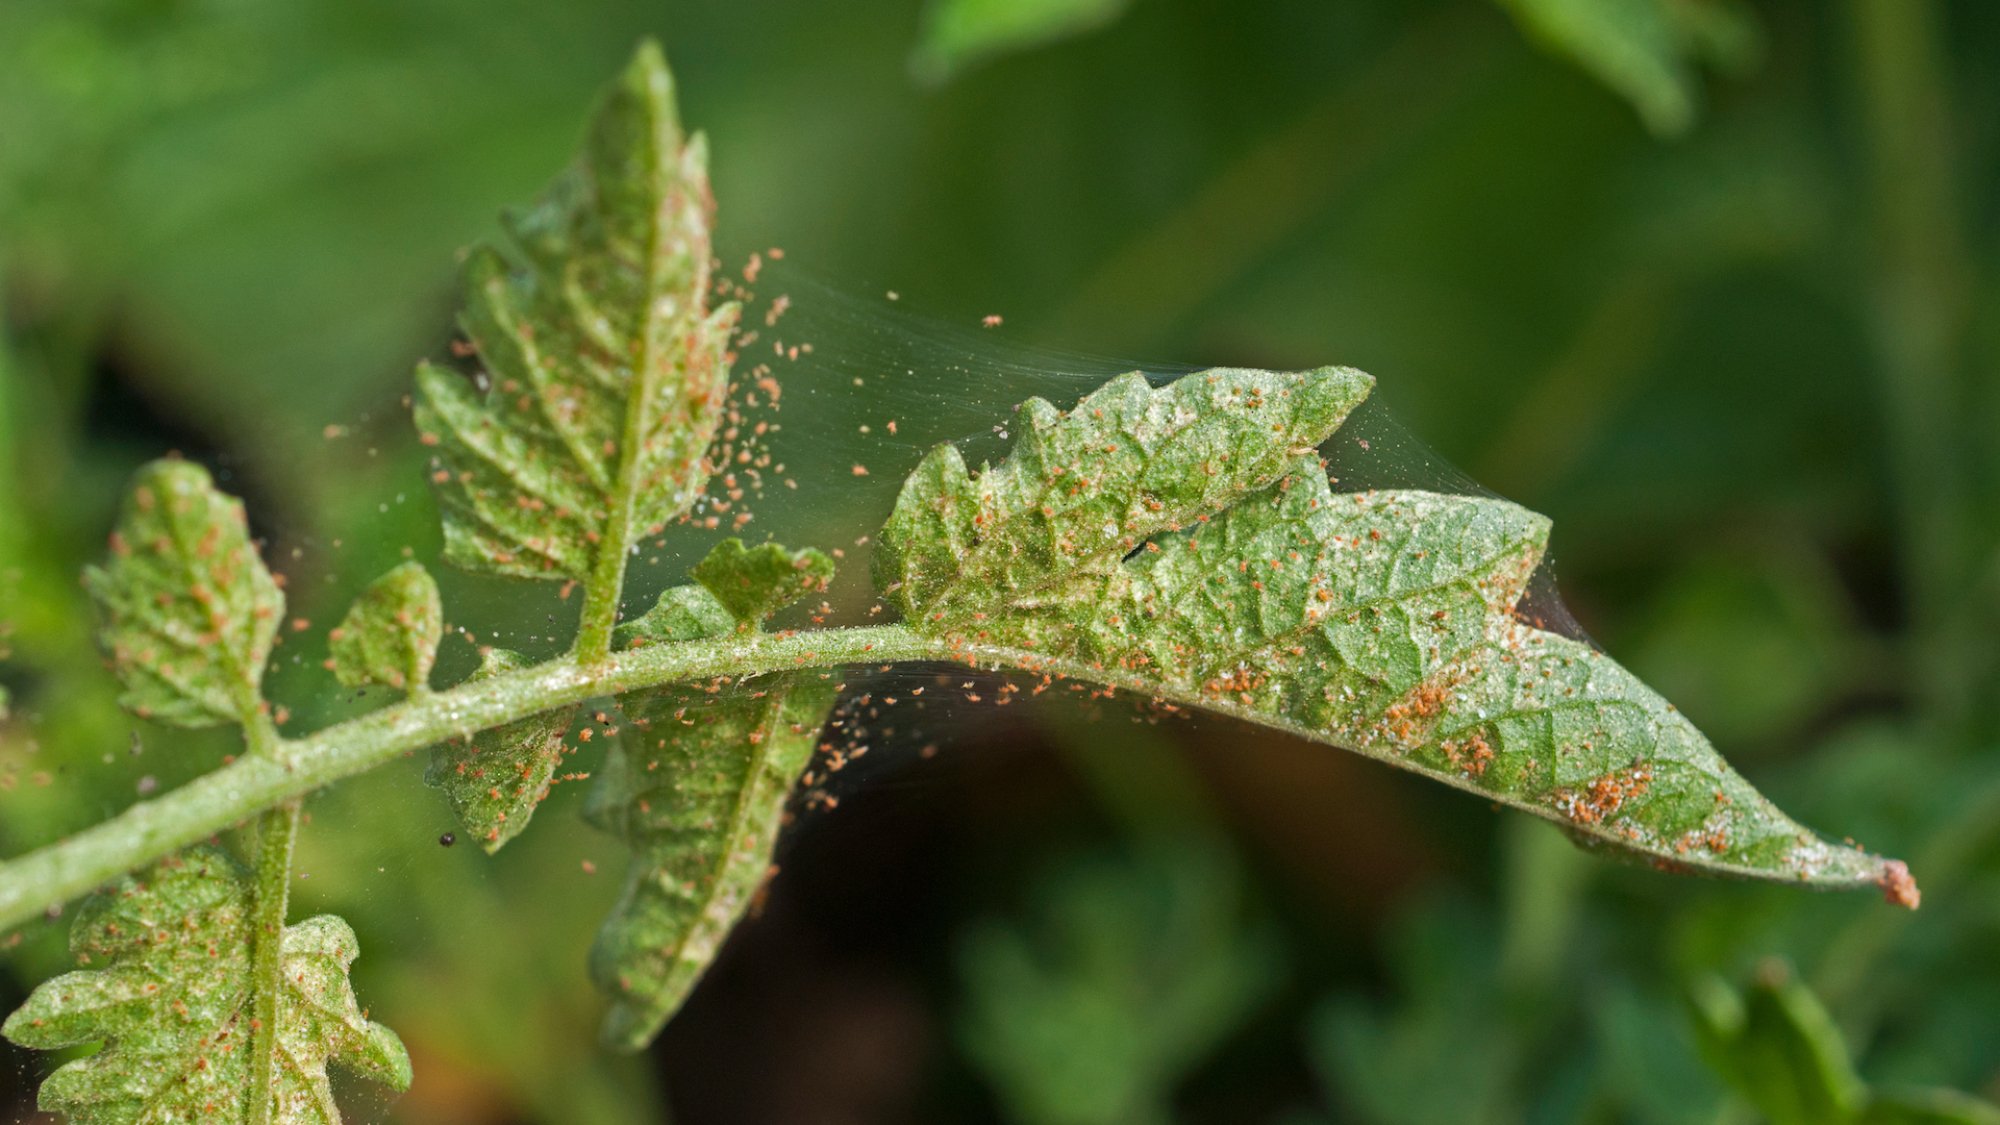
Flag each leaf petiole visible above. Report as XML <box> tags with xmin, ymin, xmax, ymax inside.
<box><xmin>246</xmin><ymin>799</ymin><xmax>301</xmax><ymax>1125</ymax></box>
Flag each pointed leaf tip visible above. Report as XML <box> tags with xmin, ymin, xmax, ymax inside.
<box><xmin>1691</xmin><ymin>965</ymin><xmax>2000</xmax><ymax>1122</ymax></box>
<box><xmin>599</xmin><ymin>37</ymin><xmax>682</xmax><ymax>165</ymax></box>
<box><xmin>1876</xmin><ymin>859</ymin><xmax>1920</xmax><ymax>910</ymax></box>
<box><xmin>627</xmin><ymin>38</ymin><xmax>672</xmax><ymax>93</ymax></box>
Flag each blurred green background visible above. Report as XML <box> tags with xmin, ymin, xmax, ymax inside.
<box><xmin>3</xmin><ymin>0</ymin><xmax>1999</xmax><ymax>1122</ymax></box>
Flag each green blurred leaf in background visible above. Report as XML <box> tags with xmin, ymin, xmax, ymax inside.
<box><xmin>958</xmin><ymin>842</ymin><xmax>1280</xmax><ymax>1125</ymax></box>
<box><xmin>1494</xmin><ymin>0</ymin><xmax>1762</xmax><ymax>135</ymax></box>
<box><xmin>912</xmin><ymin>0</ymin><xmax>1135</xmax><ymax>84</ymax></box>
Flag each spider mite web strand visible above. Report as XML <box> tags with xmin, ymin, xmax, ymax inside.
<box><xmin>669</xmin><ymin>253</ymin><xmax>1598</xmax><ymax>813</ymax></box>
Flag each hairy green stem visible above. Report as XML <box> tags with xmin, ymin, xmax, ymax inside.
<box><xmin>0</xmin><ymin>617</ymin><xmax>1905</xmax><ymax>937</ymax></box>
<box><xmin>573</xmin><ymin>524</ymin><xmax>635</xmax><ymax>665</ymax></box>
<box><xmin>246</xmin><ymin>799</ymin><xmax>301</xmax><ymax>1125</ymax></box>
<box><xmin>0</xmin><ymin>625</ymin><xmax>938</xmax><ymax>935</ymax></box>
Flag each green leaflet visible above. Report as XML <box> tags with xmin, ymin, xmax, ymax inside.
<box><xmin>327</xmin><ymin>561</ymin><xmax>441</xmax><ymax>693</ymax></box>
<box><xmin>1</xmin><ymin>846</ymin><xmax>409</xmax><ymax>1123</ymax></box>
<box><xmin>587</xmin><ymin>674</ymin><xmax>835</xmax><ymax>1052</ymax></box>
<box><xmin>83</xmin><ymin>459</ymin><xmax>282</xmax><ymax>728</ymax></box>
<box><xmin>412</xmin><ymin>41</ymin><xmax>732</xmax><ymax>584</ymax></box>
<box><xmin>688</xmin><ymin>537</ymin><xmax>836</xmax><ymax>627</ymax></box>
<box><xmin>881</xmin><ymin>370</ymin><xmax>1905</xmax><ymax>893</ymax></box>
<box><xmin>615</xmin><ymin>582</ymin><xmax>737</xmax><ymax>648</ymax></box>
<box><xmin>426</xmin><ymin>648</ymin><xmax>576</xmax><ymax>852</ymax></box>
<box><xmin>586</xmin><ymin>539</ymin><xmax>839</xmax><ymax>1051</ymax></box>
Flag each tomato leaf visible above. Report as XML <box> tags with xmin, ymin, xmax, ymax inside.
<box><xmin>413</xmin><ymin>41</ymin><xmax>732</xmax><ymax>587</ymax></box>
<box><xmin>688</xmin><ymin>537</ymin><xmax>835</xmax><ymax>627</ymax></box>
<box><xmin>879</xmin><ymin>369</ymin><xmax>1908</xmax><ymax>895</ymax></box>
<box><xmin>1</xmin><ymin>847</ymin><xmax>408</xmax><ymax>1123</ymax></box>
<box><xmin>587</xmin><ymin>538</ymin><xmax>840</xmax><ymax>1050</ymax></box>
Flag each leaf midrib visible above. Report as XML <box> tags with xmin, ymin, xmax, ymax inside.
<box><xmin>575</xmin><ymin>118</ymin><xmax>679</xmax><ymax>660</ymax></box>
<box><xmin>637</xmin><ymin>683</ymin><xmax>803</xmax><ymax>1008</ymax></box>
<box><xmin>145</xmin><ymin>487</ymin><xmax>265</xmax><ymax>725</ymax></box>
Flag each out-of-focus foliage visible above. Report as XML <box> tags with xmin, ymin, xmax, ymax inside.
<box><xmin>913</xmin><ymin>0</ymin><xmax>1761</xmax><ymax>134</ymax></box>
<box><xmin>1311</xmin><ymin>898</ymin><xmax>1528</xmax><ymax>1125</ymax></box>
<box><xmin>1283</xmin><ymin>822</ymin><xmax>1718</xmax><ymax>1125</ymax></box>
<box><xmin>911</xmin><ymin>0</ymin><xmax>1134</xmax><ymax>83</ymax></box>
<box><xmin>1692</xmin><ymin>966</ymin><xmax>2000</xmax><ymax>1125</ymax></box>
<box><xmin>4</xmin><ymin>0</ymin><xmax>1999</xmax><ymax>1121</ymax></box>
<box><xmin>956</xmin><ymin>842</ymin><xmax>1279</xmax><ymax>1125</ymax></box>
<box><xmin>1494</xmin><ymin>0</ymin><xmax>1762</xmax><ymax>135</ymax></box>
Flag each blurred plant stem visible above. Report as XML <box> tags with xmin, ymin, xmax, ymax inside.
<box><xmin>0</xmin><ymin>279</ymin><xmax>87</xmax><ymax>645</ymax></box>
<box><xmin>1846</xmin><ymin>0</ymin><xmax>1982</xmax><ymax>738</ymax></box>
<box><xmin>1811</xmin><ymin>0</ymin><xmax>1992</xmax><ymax>1019</ymax></box>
